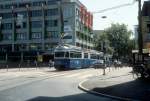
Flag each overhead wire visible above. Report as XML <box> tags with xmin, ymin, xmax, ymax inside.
<box><xmin>92</xmin><ymin>0</ymin><xmax>137</xmax><ymax>14</ymax></box>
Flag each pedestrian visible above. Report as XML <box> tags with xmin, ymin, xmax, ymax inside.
<box><xmin>49</xmin><ymin>60</ymin><xmax>53</xmax><ymax>68</ymax></box>
<box><xmin>34</xmin><ymin>60</ymin><xmax>37</xmax><ymax>67</ymax></box>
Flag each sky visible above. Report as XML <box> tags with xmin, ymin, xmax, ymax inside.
<box><xmin>79</xmin><ymin>0</ymin><xmax>147</xmax><ymax>31</ymax></box>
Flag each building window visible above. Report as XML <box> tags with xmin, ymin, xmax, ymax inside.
<box><xmin>46</xmin><ymin>20</ymin><xmax>58</xmax><ymax>27</ymax></box>
<box><xmin>31</xmin><ymin>10</ymin><xmax>42</xmax><ymax>17</ymax></box>
<box><xmin>47</xmin><ymin>0</ymin><xmax>60</xmax><ymax>5</ymax></box>
<box><xmin>32</xmin><ymin>1</ymin><xmax>46</xmax><ymax>6</ymax></box>
<box><xmin>2</xmin><ymin>23</ymin><xmax>12</xmax><ymax>30</ymax></box>
<box><xmin>45</xmin><ymin>9</ymin><xmax>58</xmax><ymax>16</ymax></box>
<box><xmin>147</xmin><ymin>24</ymin><xmax>150</xmax><ymax>33</ymax></box>
<box><xmin>23</xmin><ymin>22</ymin><xmax>27</xmax><ymax>28</ymax></box>
<box><xmin>16</xmin><ymin>12</ymin><xmax>27</xmax><ymax>18</ymax></box>
<box><xmin>76</xmin><ymin>19</ymin><xmax>79</xmax><ymax>29</ymax></box>
<box><xmin>16</xmin><ymin>22</ymin><xmax>26</xmax><ymax>29</ymax></box>
<box><xmin>46</xmin><ymin>31</ymin><xmax>59</xmax><ymax>38</ymax></box>
<box><xmin>4</xmin><ymin>4</ymin><xmax>12</xmax><ymax>9</ymax></box>
<box><xmin>76</xmin><ymin>8</ymin><xmax>80</xmax><ymax>17</ymax></box>
<box><xmin>17</xmin><ymin>33</ymin><xmax>27</xmax><ymax>40</ymax></box>
<box><xmin>19</xmin><ymin>3</ymin><xmax>31</xmax><ymax>8</ymax></box>
<box><xmin>0</xmin><ymin>5</ymin><xmax>3</xmax><ymax>9</ymax></box>
<box><xmin>2</xmin><ymin>13</ymin><xmax>12</xmax><ymax>19</ymax></box>
<box><xmin>32</xmin><ymin>32</ymin><xmax>42</xmax><ymax>39</ymax></box>
<box><xmin>3</xmin><ymin>33</ymin><xmax>12</xmax><ymax>40</ymax></box>
<box><xmin>63</xmin><ymin>7</ymin><xmax>73</xmax><ymax>18</ymax></box>
<box><xmin>31</xmin><ymin>21</ymin><xmax>42</xmax><ymax>28</ymax></box>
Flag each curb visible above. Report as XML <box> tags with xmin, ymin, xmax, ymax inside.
<box><xmin>78</xmin><ymin>79</ymin><xmax>137</xmax><ymax>101</ymax></box>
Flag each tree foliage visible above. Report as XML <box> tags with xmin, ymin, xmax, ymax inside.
<box><xmin>95</xmin><ymin>23</ymin><xmax>134</xmax><ymax>59</ymax></box>
<box><xmin>95</xmin><ymin>32</ymin><xmax>114</xmax><ymax>54</ymax></box>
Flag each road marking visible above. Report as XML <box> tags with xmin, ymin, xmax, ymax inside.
<box><xmin>64</xmin><ymin>70</ymin><xmax>98</xmax><ymax>79</ymax></box>
<box><xmin>77</xmin><ymin>74</ymin><xmax>93</xmax><ymax>79</ymax></box>
<box><xmin>65</xmin><ymin>73</ymin><xmax>83</xmax><ymax>78</ymax></box>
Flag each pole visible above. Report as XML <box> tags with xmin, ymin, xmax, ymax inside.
<box><xmin>58</xmin><ymin>1</ymin><xmax>64</xmax><ymax>45</ymax></box>
<box><xmin>138</xmin><ymin>0</ymin><xmax>143</xmax><ymax>55</ymax></box>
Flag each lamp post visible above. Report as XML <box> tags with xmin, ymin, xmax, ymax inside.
<box><xmin>0</xmin><ymin>17</ymin><xmax>2</xmax><ymax>27</ymax></box>
<box><xmin>137</xmin><ymin>0</ymin><xmax>143</xmax><ymax>56</ymax></box>
<box><xmin>0</xmin><ymin>17</ymin><xmax>2</xmax><ymax>41</ymax></box>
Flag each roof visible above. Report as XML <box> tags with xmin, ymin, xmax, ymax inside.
<box><xmin>54</xmin><ymin>44</ymin><xmax>82</xmax><ymax>52</ymax></box>
<box><xmin>55</xmin><ymin>44</ymin><xmax>104</xmax><ymax>55</ymax></box>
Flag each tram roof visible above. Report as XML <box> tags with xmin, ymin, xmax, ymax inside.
<box><xmin>55</xmin><ymin>44</ymin><xmax>82</xmax><ymax>52</ymax></box>
<box><xmin>55</xmin><ymin>44</ymin><xmax>103</xmax><ymax>55</ymax></box>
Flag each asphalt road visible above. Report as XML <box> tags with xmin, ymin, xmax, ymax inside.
<box><xmin>0</xmin><ymin>68</ymin><xmax>118</xmax><ymax>101</ymax></box>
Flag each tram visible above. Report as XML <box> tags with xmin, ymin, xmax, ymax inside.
<box><xmin>54</xmin><ymin>44</ymin><xmax>104</xmax><ymax>70</ymax></box>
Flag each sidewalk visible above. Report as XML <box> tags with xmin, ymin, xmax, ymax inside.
<box><xmin>79</xmin><ymin>67</ymin><xmax>150</xmax><ymax>101</ymax></box>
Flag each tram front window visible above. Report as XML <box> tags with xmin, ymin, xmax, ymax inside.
<box><xmin>55</xmin><ymin>52</ymin><xmax>65</xmax><ymax>58</ymax></box>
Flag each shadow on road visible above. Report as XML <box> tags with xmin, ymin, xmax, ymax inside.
<box><xmin>92</xmin><ymin>78</ymin><xmax>150</xmax><ymax>101</ymax></box>
<box><xmin>26</xmin><ymin>93</ymin><xmax>112</xmax><ymax>101</ymax></box>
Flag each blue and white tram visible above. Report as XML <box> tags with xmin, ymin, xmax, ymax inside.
<box><xmin>54</xmin><ymin>44</ymin><xmax>104</xmax><ymax>70</ymax></box>
<box><xmin>89</xmin><ymin>50</ymin><xmax>104</xmax><ymax>67</ymax></box>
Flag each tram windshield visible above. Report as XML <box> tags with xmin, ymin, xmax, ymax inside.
<box><xmin>55</xmin><ymin>52</ymin><xmax>70</xmax><ymax>58</ymax></box>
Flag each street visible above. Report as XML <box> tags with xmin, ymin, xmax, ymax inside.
<box><xmin>0</xmin><ymin>68</ymin><xmax>117</xmax><ymax>101</ymax></box>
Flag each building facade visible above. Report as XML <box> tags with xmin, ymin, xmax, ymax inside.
<box><xmin>141</xmin><ymin>1</ymin><xmax>150</xmax><ymax>48</ymax></box>
<box><xmin>0</xmin><ymin>0</ymin><xmax>93</xmax><ymax>54</ymax></box>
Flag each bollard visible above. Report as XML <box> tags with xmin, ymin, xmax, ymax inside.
<box><xmin>6</xmin><ymin>65</ymin><xmax>8</xmax><ymax>71</ymax></box>
<box><xmin>27</xmin><ymin>60</ymin><xmax>30</xmax><ymax>70</ymax></box>
<box><xmin>103</xmin><ymin>64</ymin><xmax>106</xmax><ymax>75</ymax></box>
<box><xmin>36</xmin><ymin>62</ymin><xmax>38</xmax><ymax>70</ymax></box>
<box><xmin>19</xmin><ymin>64</ymin><xmax>21</xmax><ymax>71</ymax></box>
<box><xmin>103</xmin><ymin>68</ymin><xmax>106</xmax><ymax>75</ymax></box>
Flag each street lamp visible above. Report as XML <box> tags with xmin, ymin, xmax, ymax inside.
<box><xmin>101</xmin><ymin>16</ymin><xmax>107</xmax><ymax>19</ymax></box>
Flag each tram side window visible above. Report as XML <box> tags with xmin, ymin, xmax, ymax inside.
<box><xmin>55</xmin><ymin>52</ymin><xmax>65</xmax><ymax>57</ymax></box>
<box><xmin>76</xmin><ymin>52</ymin><xmax>81</xmax><ymax>58</ymax></box>
<box><xmin>99</xmin><ymin>56</ymin><xmax>104</xmax><ymax>60</ymax></box>
<box><xmin>65</xmin><ymin>52</ymin><xmax>69</xmax><ymax>58</ymax></box>
<box><xmin>91</xmin><ymin>54</ymin><xmax>98</xmax><ymax>59</ymax></box>
<box><xmin>70</xmin><ymin>52</ymin><xmax>81</xmax><ymax>58</ymax></box>
<box><xmin>70</xmin><ymin>53</ymin><xmax>74</xmax><ymax>58</ymax></box>
<box><xmin>84</xmin><ymin>53</ymin><xmax>88</xmax><ymax>59</ymax></box>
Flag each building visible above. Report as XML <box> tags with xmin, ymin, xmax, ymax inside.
<box><xmin>0</xmin><ymin>0</ymin><xmax>93</xmax><ymax>54</ymax></box>
<box><xmin>141</xmin><ymin>1</ymin><xmax>150</xmax><ymax>48</ymax></box>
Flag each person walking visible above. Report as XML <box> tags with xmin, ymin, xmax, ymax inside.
<box><xmin>49</xmin><ymin>60</ymin><xmax>54</xmax><ymax>68</ymax></box>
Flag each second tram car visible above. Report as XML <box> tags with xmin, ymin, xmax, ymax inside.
<box><xmin>54</xmin><ymin>44</ymin><xmax>104</xmax><ymax>70</ymax></box>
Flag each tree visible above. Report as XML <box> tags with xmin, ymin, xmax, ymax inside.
<box><xmin>104</xmin><ymin>23</ymin><xmax>133</xmax><ymax>59</ymax></box>
<box><xmin>95</xmin><ymin>32</ymin><xmax>114</xmax><ymax>54</ymax></box>
<box><xmin>95</xmin><ymin>23</ymin><xmax>134</xmax><ymax>59</ymax></box>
